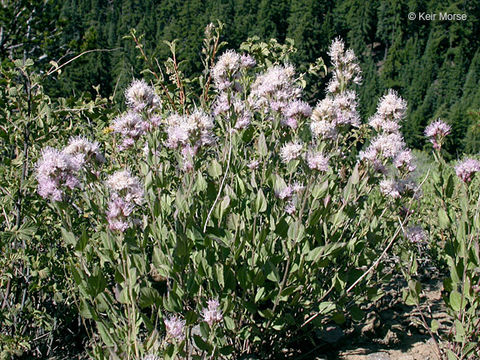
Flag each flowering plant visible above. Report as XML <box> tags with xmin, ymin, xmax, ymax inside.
<box><xmin>402</xmin><ymin>122</ymin><xmax>480</xmax><ymax>359</ymax></box>
<box><xmin>38</xmin><ymin>27</ymin><xmax>422</xmax><ymax>359</ymax></box>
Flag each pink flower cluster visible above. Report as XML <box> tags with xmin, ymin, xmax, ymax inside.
<box><xmin>212</xmin><ymin>50</ymin><xmax>255</xmax><ymax>91</ymax></box>
<box><xmin>36</xmin><ymin>147</ymin><xmax>82</xmax><ymax>201</ymax></box>
<box><xmin>112</xmin><ymin>80</ymin><xmax>162</xmax><ymax>149</ymax></box>
<box><xmin>211</xmin><ymin>50</ymin><xmax>255</xmax><ymax>129</ymax></box>
<box><xmin>360</xmin><ymin>89</ymin><xmax>419</xmax><ymax>200</ymax></box>
<box><xmin>163</xmin><ymin>298</ymin><xmax>223</xmax><ymax>342</ymax></box>
<box><xmin>165</xmin><ymin>109</ymin><xmax>215</xmax><ymax>171</ymax></box>
<box><xmin>63</xmin><ymin>136</ymin><xmax>105</xmax><ymax>165</ymax></box>
<box><xmin>361</xmin><ymin>90</ymin><xmax>416</xmax><ymax>175</ymax></box>
<box><xmin>455</xmin><ymin>158</ymin><xmax>480</xmax><ymax>183</ymax></box>
<box><xmin>164</xmin><ymin>315</ymin><xmax>186</xmax><ymax>341</ymax></box>
<box><xmin>306</xmin><ymin>151</ymin><xmax>329</xmax><ymax>172</ymax></box>
<box><xmin>276</xmin><ymin>182</ymin><xmax>304</xmax><ymax>200</ymax></box>
<box><xmin>125</xmin><ymin>79</ymin><xmax>161</xmax><ymax>112</ymax></box>
<box><xmin>36</xmin><ymin>137</ymin><xmax>104</xmax><ymax>201</ymax></box>
<box><xmin>201</xmin><ymin>299</ymin><xmax>223</xmax><ymax>326</ymax></box>
<box><xmin>280</xmin><ymin>141</ymin><xmax>303</xmax><ymax>163</ymax></box>
<box><xmin>310</xmin><ymin>92</ymin><xmax>360</xmax><ymax>139</ymax></box>
<box><xmin>281</xmin><ymin>100</ymin><xmax>312</xmax><ymax>130</ymax></box>
<box><xmin>213</xmin><ymin>94</ymin><xmax>252</xmax><ymax>130</ymax></box>
<box><xmin>311</xmin><ymin>39</ymin><xmax>361</xmax><ymax>140</ymax></box>
<box><xmin>105</xmin><ymin>170</ymin><xmax>144</xmax><ymax>232</ymax></box>
<box><xmin>249</xmin><ymin>64</ymin><xmax>301</xmax><ymax>114</ymax></box>
<box><xmin>275</xmin><ymin>182</ymin><xmax>305</xmax><ymax>215</ymax></box>
<box><xmin>326</xmin><ymin>37</ymin><xmax>362</xmax><ymax>94</ymax></box>
<box><xmin>405</xmin><ymin>226</ymin><xmax>427</xmax><ymax>244</ymax></box>
<box><xmin>111</xmin><ymin>111</ymin><xmax>147</xmax><ymax>149</ymax></box>
<box><xmin>379</xmin><ymin>178</ymin><xmax>418</xmax><ymax>200</ymax></box>
<box><xmin>368</xmin><ymin>90</ymin><xmax>407</xmax><ymax>133</ymax></box>
<box><xmin>424</xmin><ymin>119</ymin><xmax>451</xmax><ymax>150</ymax></box>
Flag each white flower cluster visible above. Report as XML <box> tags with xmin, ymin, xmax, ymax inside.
<box><xmin>125</xmin><ymin>79</ymin><xmax>161</xmax><ymax>112</ymax></box>
<box><xmin>211</xmin><ymin>50</ymin><xmax>255</xmax><ymax>130</ymax></box>
<box><xmin>249</xmin><ymin>64</ymin><xmax>302</xmax><ymax>114</ymax></box>
<box><xmin>165</xmin><ymin>109</ymin><xmax>215</xmax><ymax>171</ymax></box>
<box><xmin>361</xmin><ymin>90</ymin><xmax>416</xmax><ymax>174</ymax></box>
<box><xmin>360</xmin><ymin>89</ymin><xmax>418</xmax><ymax>200</ymax></box>
<box><xmin>36</xmin><ymin>137</ymin><xmax>104</xmax><ymax>202</ymax></box>
<box><xmin>310</xmin><ymin>39</ymin><xmax>361</xmax><ymax>140</ymax></box>
<box><xmin>280</xmin><ymin>141</ymin><xmax>303</xmax><ymax>163</ymax></box>
<box><xmin>112</xmin><ymin>80</ymin><xmax>162</xmax><ymax>150</ymax></box>
<box><xmin>105</xmin><ymin>169</ymin><xmax>144</xmax><ymax>232</ymax></box>
<box><xmin>212</xmin><ymin>50</ymin><xmax>255</xmax><ymax>91</ymax></box>
<box><xmin>327</xmin><ymin>37</ymin><xmax>362</xmax><ymax>94</ymax></box>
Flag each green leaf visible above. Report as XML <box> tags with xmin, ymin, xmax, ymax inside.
<box><xmin>351</xmin><ymin>163</ymin><xmax>359</xmax><ymax>185</ymax></box>
<box><xmin>193</xmin><ymin>334</ymin><xmax>211</xmax><ymax>352</ymax></box>
<box><xmin>449</xmin><ymin>290</ymin><xmax>462</xmax><ymax>312</ymax></box>
<box><xmin>195</xmin><ymin>172</ymin><xmax>208</xmax><ymax>192</ymax></box>
<box><xmin>219</xmin><ymin>345</ymin><xmax>234</xmax><ymax>355</ymax></box>
<box><xmin>350</xmin><ymin>305</ymin><xmax>364</xmax><ymax>322</ymax></box>
<box><xmin>255</xmin><ymin>189</ymin><xmax>267</xmax><ymax>213</ymax></box>
<box><xmin>445</xmin><ymin>174</ymin><xmax>454</xmax><ymax>198</ymax></box>
<box><xmin>288</xmin><ymin>222</ymin><xmax>304</xmax><ymax>241</ymax></box>
<box><xmin>61</xmin><ymin>228</ymin><xmax>76</xmax><ymax>246</ymax></box>
<box><xmin>79</xmin><ymin>299</ymin><xmax>95</xmax><ymax>319</ymax></box>
<box><xmin>87</xmin><ymin>271</ymin><xmax>106</xmax><ymax>297</ymax></box>
<box><xmin>76</xmin><ymin>227</ymin><xmax>88</xmax><ymax>252</ymax></box>
<box><xmin>332</xmin><ymin>312</ymin><xmax>345</xmax><ymax>324</ymax></box>
<box><xmin>454</xmin><ymin>319</ymin><xmax>465</xmax><ymax>337</ymax></box>
<box><xmin>208</xmin><ymin>160</ymin><xmax>222</xmax><ymax>179</ymax></box>
<box><xmin>224</xmin><ymin>316</ymin><xmax>235</xmax><ymax>330</ymax></box>
<box><xmin>139</xmin><ymin>287</ymin><xmax>161</xmax><ymax>308</ymax></box>
<box><xmin>446</xmin><ymin>350</ymin><xmax>457</xmax><ymax>360</ymax></box>
<box><xmin>438</xmin><ymin>208</ymin><xmax>450</xmax><ymax>228</ymax></box>
<box><xmin>97</xmin><ymin>321</ymin><xmax>115</xmax><ymax>347</ymax></box>
<box><xmin>257</xmin><ymin>132</ymin><xmax>267</xmax><ymax>157</ymax></box>
<box><xmin>258</xmin><ymin>308</ymin><xmax>274</xmax><ymax>319</ymax></box>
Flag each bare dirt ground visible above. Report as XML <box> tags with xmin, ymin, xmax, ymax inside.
<box><xmin>314</xmin><ymin>277</ymin><xmax>448</xmax><ymax>360</ymax></box>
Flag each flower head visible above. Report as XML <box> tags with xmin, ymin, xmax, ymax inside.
<box><xmin>306</xmin><ymin>151</ymin><xmax>329</xmax><ymax>172</ymax></box>
<box><xmin>201</xmin><ymin>299</ymin><xmax>223</xmax><ymax>326</ymax></box>
<box><xmin>249</xmin><ymin>64</ymin><xmax>301</xmax><ymax>113</ymax></box>
<box><xmin>36</xmin><ymin>147</ymin><xmax>81</xmax><ymax>201</ymax></box>
<box><xmin>276</xmin><ymin>186</ymin><xmax>293</xmax><ymax>200</ymax></box>
<box><xmin>247</xmin><ymin>160</ymin><xmax>260</xmax><ymax>170</ymax></box>
<box><xmin>393</xmin><ymin>149</ymin><xmax>416</xmax><ymax>173</ymax></box>
<box><xmin>280</xmin><ymin>142</ymin><xmax>303</xmax><ymax>163</ymax></box>
<box><xmin>111</xmin><ymin>111</ymin><xmax>146</xmax><ymax>149</ymax></box>
<box><xmin>327</xmin><ymin>38</ymin><xmax>362</xmax><ymax>92</ymax></box>
<box><xmin>380</xmin><ymin>179</ymin><xmax>401</xmax><ymax>199</ymax></box>
<box><xmin>63</xmin><ymin>136</ymin><xmax>105</xmax><ymax>165</ymax></box>
<box><xmin>106</xmin><ymin>169</ymin><xmax>144</xmax><ymax>205</ymax></box>
<box><xmin>283</xmin><ymin>100</ymin><xmax>312</xmax><ymax>128</ymax></box>
<box><xmin>310</xmin><ymin>119</ymin><xmax>337</xmax><ymax>139</ymax></box>
<box><xmin>376</xmin><ymin>90</ymin><xmax>407</xmax><ymax>122</ymax></box>
<box><xmin>285</xmin><ymin>201</ymin><xmax>296</xmax><ymax>215</ymax></box>
<box><xmin>240</xmin><ymin>54</ymin><xmax>256</xmax><ymax>68</ymax></box>
<box><xmin>143</xmin><ymin>355</ymin><xmax>160</xmax><ymax>360</ymax></box>
<box><xmin>455</xmin><ymin>158</ymin><xmax>480</xmax><ymax>183</ymax></box>
<box><xmin>212</xmin><ymin>50</ymin><xmax>242</xmax><ymax>91</ymax></box>
<box><xmin>425</xmin><ymin>119</ymin><xmax>451</xmax><ymax>150</ymax></box>
<box><xmin>106</xmin><ymin>195</ymin><xmax>133</xmax><ymax>232</ymax></box>
<box><xmin>164</xmin><ymin>315</ymin><xmax>185</xmax><ymax>341</ymax></box>
<box><xmin>125</xmin><ymin>79</ymin><xmax>160</xmax><ymax>112</ymax></box>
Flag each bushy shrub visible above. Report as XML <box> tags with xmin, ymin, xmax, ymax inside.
<box><xmin>37</xmin><ymin>27</ymin><xmax>423</xmax><ymax>359</ymax></box>
<box><xmin>404</xmin><ymin>122</ymin><xmax>480</xmax><ymax>360</ymax></box>
<box><xmin>0</xmin><ymin>58</ymin><xmax>112</xmax><ymax>358</ymax></box>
